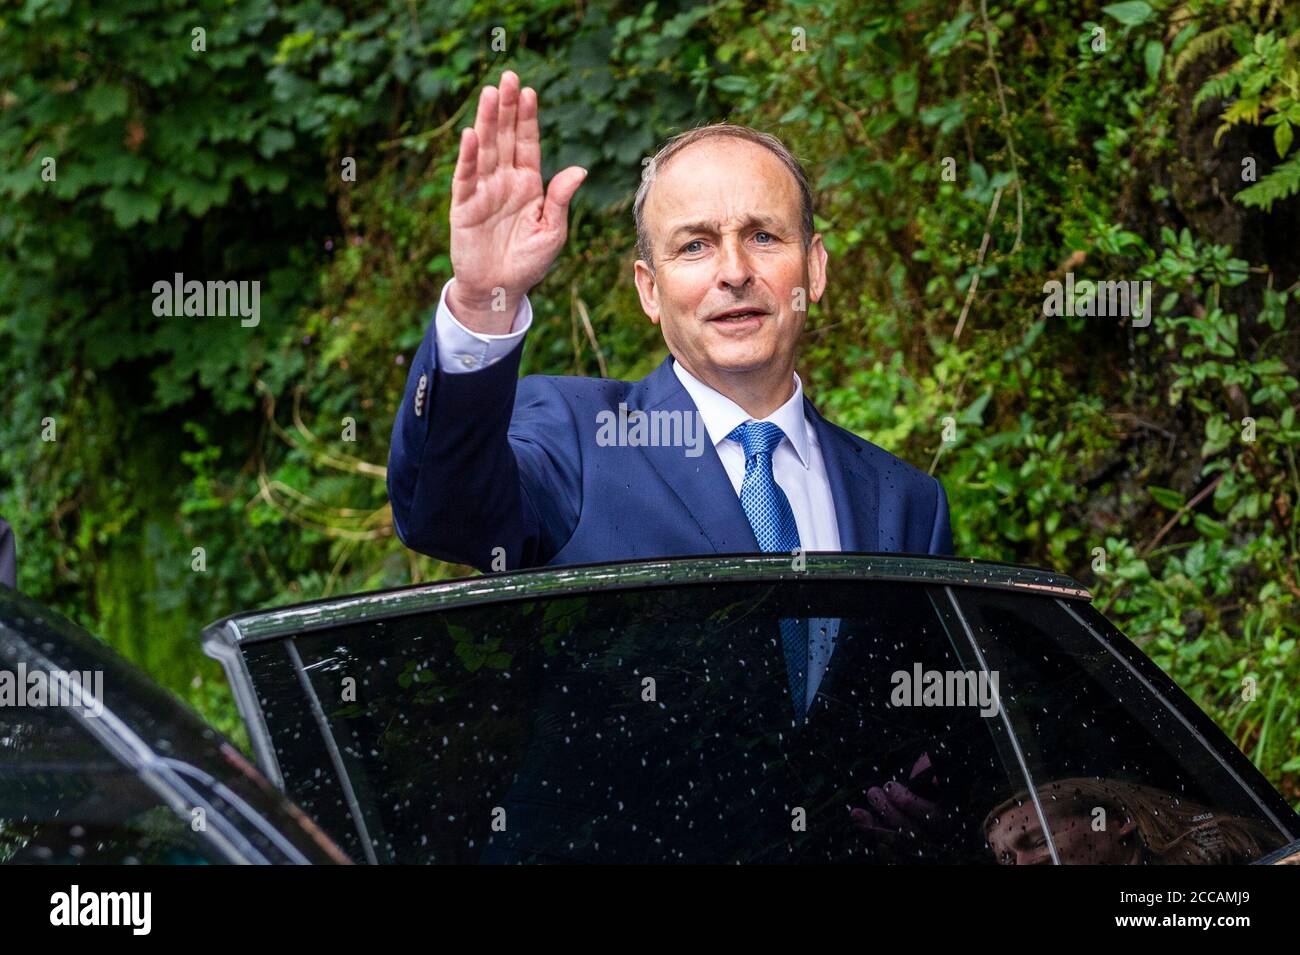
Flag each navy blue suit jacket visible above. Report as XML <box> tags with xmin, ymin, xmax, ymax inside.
<box><xmin>387</xmin><ymin>329</ymin><xmax>953</xmax><ymax>571</ymax></box>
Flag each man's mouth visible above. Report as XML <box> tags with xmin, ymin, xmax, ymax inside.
<box><xmin>708</xmin><ymin>307</ymin><xmax>767</xmax><ymax>323</ymax></box>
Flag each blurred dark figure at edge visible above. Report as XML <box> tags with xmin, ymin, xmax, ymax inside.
<box><xmin>0</xmin><ymin>517</ymin><xmax>16</xmax><ymax>590</ymax></box>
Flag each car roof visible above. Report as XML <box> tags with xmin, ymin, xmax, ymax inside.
<box><xmin>204</xmin><ymin>552</ymin><xmax>1091</xmax><ymax>647</ymax></box>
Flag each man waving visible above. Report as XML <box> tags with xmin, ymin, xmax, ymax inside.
<box><xmin>387</xmin><ymin>70</ymin><xmax>953</xmax><ymax>574</ymax></box>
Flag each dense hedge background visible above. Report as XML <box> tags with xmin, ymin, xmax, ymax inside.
<box><xmin>2</xmin><ymin>0</ymin><xmax>1298</xmax><ymax>806</ymax></box>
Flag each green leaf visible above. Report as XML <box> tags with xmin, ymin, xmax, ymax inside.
<box><xmin>779</xmin><ymin>104</ymin><xmax>810</xmax><ymax>124</ymax></box>
<box><xmin>100</xmin><ymin>187</ymin><xmax>162</xmax><ymax>228</ymax></box>
<box><xmin>1143</xmin><ymin>40</ymin><xmax>1163</xmax><ymax>83</ymax></box>
<box><xmin>1237</xmin><ymin>152</ymin><xmax>1300</xmax><ymax>210</ymax></box>
<box><xmin>891</xmin><ymin>70</ymin><xmax>919</xmax><ymax>117</ymax></box>
<box><xmin>957</xmin><ymin>388</ymin><xmax>992</xmax><ymax>426</ymax></box>
<box><xmin>928</xmin><ymin>13</ymin><xmax>974</xmax><ymax>57</ymax></box>
<box><xmin>1193</xmin><ymin>513</ymin><xmax>1229</xmax><ymax>539</ymax></box>
<box><xmin>1149</xmin><ymin>486</ymin><xmax>1186</xmax><ymax>510</ymax></box>
<box><xmin>1274</xmin><ymin>121</ymin><xmax>1293</xmax><ymax>159</ymax></box>
<box><xmin>919</xmin><ymin>99</ymin><xmax>965</xmax><ymax>135</ymax></box>
<box><xmin>712</xmin><ymin>75</ymin><xmax>750</xmax><ymax>94</ymax></box>
<box><xmin>258</xmin><ymin>127</ymin><xmax>295</xmax><ymax>159</ymax></box>
<box><xmin>1202</xmin><ymin>416</ymin><xmax>1235</xmax><ymax>457</ymax></box>
<box><xmin>84</xmin><ymin>85</ymin><xmax>129</xmax><ymax>122</ymax></box>
<box><xmin>1103</xmin><ymin>1</ymin><xmax>1154</xmax><ymax>27</ymax></box>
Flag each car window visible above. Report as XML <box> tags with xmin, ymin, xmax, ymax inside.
<box><xmin>947</xmin><ymin>588</ymin><xmax>1295</xmax><ymax>864</ymax></box>
<box><xmin>0</xmin><ymin>702</ymin><xmax>222</xmax><ymax>864</ymax></box>
<box><xmin>250</xmin><ymin>581</ymin><xmax>1042</xmax><ymax>863</ymax></box>
<box><xmin>239</xmin><ymin>636</ymin><xmax>367</xmax><ymax>861</ymax></box>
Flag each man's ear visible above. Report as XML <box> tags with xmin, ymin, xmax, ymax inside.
<box><xmin>633</xmin><ymin>259</ymin><xmax>661</xmax><ymax>325</ymax></box>
<box><xmin>808</xmin><ymin>233</ymin><xmax>829</xmax><ymax>305</ymax></box>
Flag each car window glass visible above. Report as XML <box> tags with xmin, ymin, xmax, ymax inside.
<box><xmin>240</xmin><ymin>637</ymin><xmax>367</xmax><ymax>861</ymax></box>
<box><xmin>949</xmin><ymin>588</ymin><xmax>1292</xmax><ymax>865</ymax></box>
<box><xmin>0</xmin><ymin>702</ymin><xmax>222</xmax><ymax>864</ymax></box>
<box><xmin>262</xmin><ymin>581</ymin><xmax>1039</xmax><ymax>863</ymax></box>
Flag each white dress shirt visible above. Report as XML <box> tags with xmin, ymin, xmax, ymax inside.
<box><xmin>669</xmin><ymin>360</ymin><xmax>841</xmax><ymax>552</ymax></box>
<box><xmin>433</xmin><ymin>278</ymin><xmax>536</xmax><ymax>373</ymax></box>
<box><xmin>432</xmin><ymin>279</ymin><xmax>842</xmax><ymax>707</ymax></box>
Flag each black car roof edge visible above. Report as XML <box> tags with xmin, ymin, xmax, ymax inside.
<box><xmin>202</xmin><ymin>552</ymin><xmax>1092</xmax><ymax>647</ymax></box>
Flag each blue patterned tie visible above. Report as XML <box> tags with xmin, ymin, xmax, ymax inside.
<box><xmin>727</xmin><ymin>421</ymin><xmax>807</xmax><ymax>722</ymax></box>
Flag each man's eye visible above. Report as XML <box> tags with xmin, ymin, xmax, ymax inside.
<box><xmin>754</xmin><ymin>231</ymin><xmax>773</xmax><ymax>243</ymax></box>
<box><xmin>682</xmin><ymin>240</ymin><xmax>704</xmax><ymax>253</ymax></box>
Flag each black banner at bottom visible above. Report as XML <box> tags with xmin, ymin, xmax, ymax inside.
<box><xmin>0</xmin><ymin>863</ymin><xmax>1294</xmax><ymax>941</ymax></box>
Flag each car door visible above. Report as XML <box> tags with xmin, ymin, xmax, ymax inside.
<box><xmin>205</xmin><ymin>555</ymin><xmax>1299</xmax><ymax>864</ymax></box>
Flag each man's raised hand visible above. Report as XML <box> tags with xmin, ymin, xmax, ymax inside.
<box><xmin>447</xmin><ymin>70</ymin><xmax>587</xmax><ymax>333</ymax></box>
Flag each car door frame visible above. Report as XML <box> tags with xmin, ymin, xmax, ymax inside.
<box><xmin>204</xmin><ymin>554</ymin><xmax>1110</xmax><ymax>862</ymax></box>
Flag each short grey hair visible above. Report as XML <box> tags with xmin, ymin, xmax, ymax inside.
<box><xmin>634</xmin><ymin>123</ymin><xmax>815</xmax><ymax>271</ymax></box>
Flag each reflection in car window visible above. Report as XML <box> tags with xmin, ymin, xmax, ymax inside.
<box><xmin>0</xmin><ymin>704</ymin><xmax>221</xmax><ymax>864</ymax></box>
<box><xmin>266</xmin><ymin>581</ymin><xmax>1039</xmax><ymax>863</ymax></box>
<box><xmin>949</xmin><ymin>589</ymin><xmax>1291</xmax><ymax>864</ymax></box>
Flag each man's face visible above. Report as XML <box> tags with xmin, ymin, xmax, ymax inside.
<box><xmin>633</xmin><ymin>137</ymin><xmax>827</xmax><ymax>386</ymax></box>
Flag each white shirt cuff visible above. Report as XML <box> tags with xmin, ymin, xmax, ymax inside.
<box><xmin>433</xmin><ymin>279</ymin><xmax>532</xmax><ymax>373</ymax></box>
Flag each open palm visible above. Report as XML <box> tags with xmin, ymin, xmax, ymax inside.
<box><xmin>448</xmin><ymin>71</ymin><xmax>586</xmax><ymax>327</ymax></box>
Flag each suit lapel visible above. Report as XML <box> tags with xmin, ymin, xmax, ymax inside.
<box><xmin>627</xmin><ymin>356</ymin><xmax>759</xmax><ymax>554</ymax></box>
<box><xmin>625</xmin><ymin>358</ymin><xmax>882</xmax><ymax>555</ymax></box>
<box><xmin>804</xmin><ymin>398</ymin><xmax>879</xmax><ymax>554</ymax></box>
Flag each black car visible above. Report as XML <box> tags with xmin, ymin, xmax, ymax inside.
<box><xmin>0</xmin><ymin>585</ymin><xmax>348</xmax><ymax>864</ymax></box>
<box><xmin>3</xmin><ymin>554</ymin><xmax>1299</xmax><ymax>864</ymax></box>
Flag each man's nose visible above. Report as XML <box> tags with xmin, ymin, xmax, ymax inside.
<box><xmin>716</xmin><ymin>238</ymin><xmax>754</xmax><ymax>290</ymax></box>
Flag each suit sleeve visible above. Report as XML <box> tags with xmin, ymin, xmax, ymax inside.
<box><xmin>928</xmin><ymin>476</ymin><xmax>954</xmax><ymax>556</ymax></box>
<box><xmin>386</xmin><ymin>290</ymin><xmax>581</xmax><ymax>573</ymax></box>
